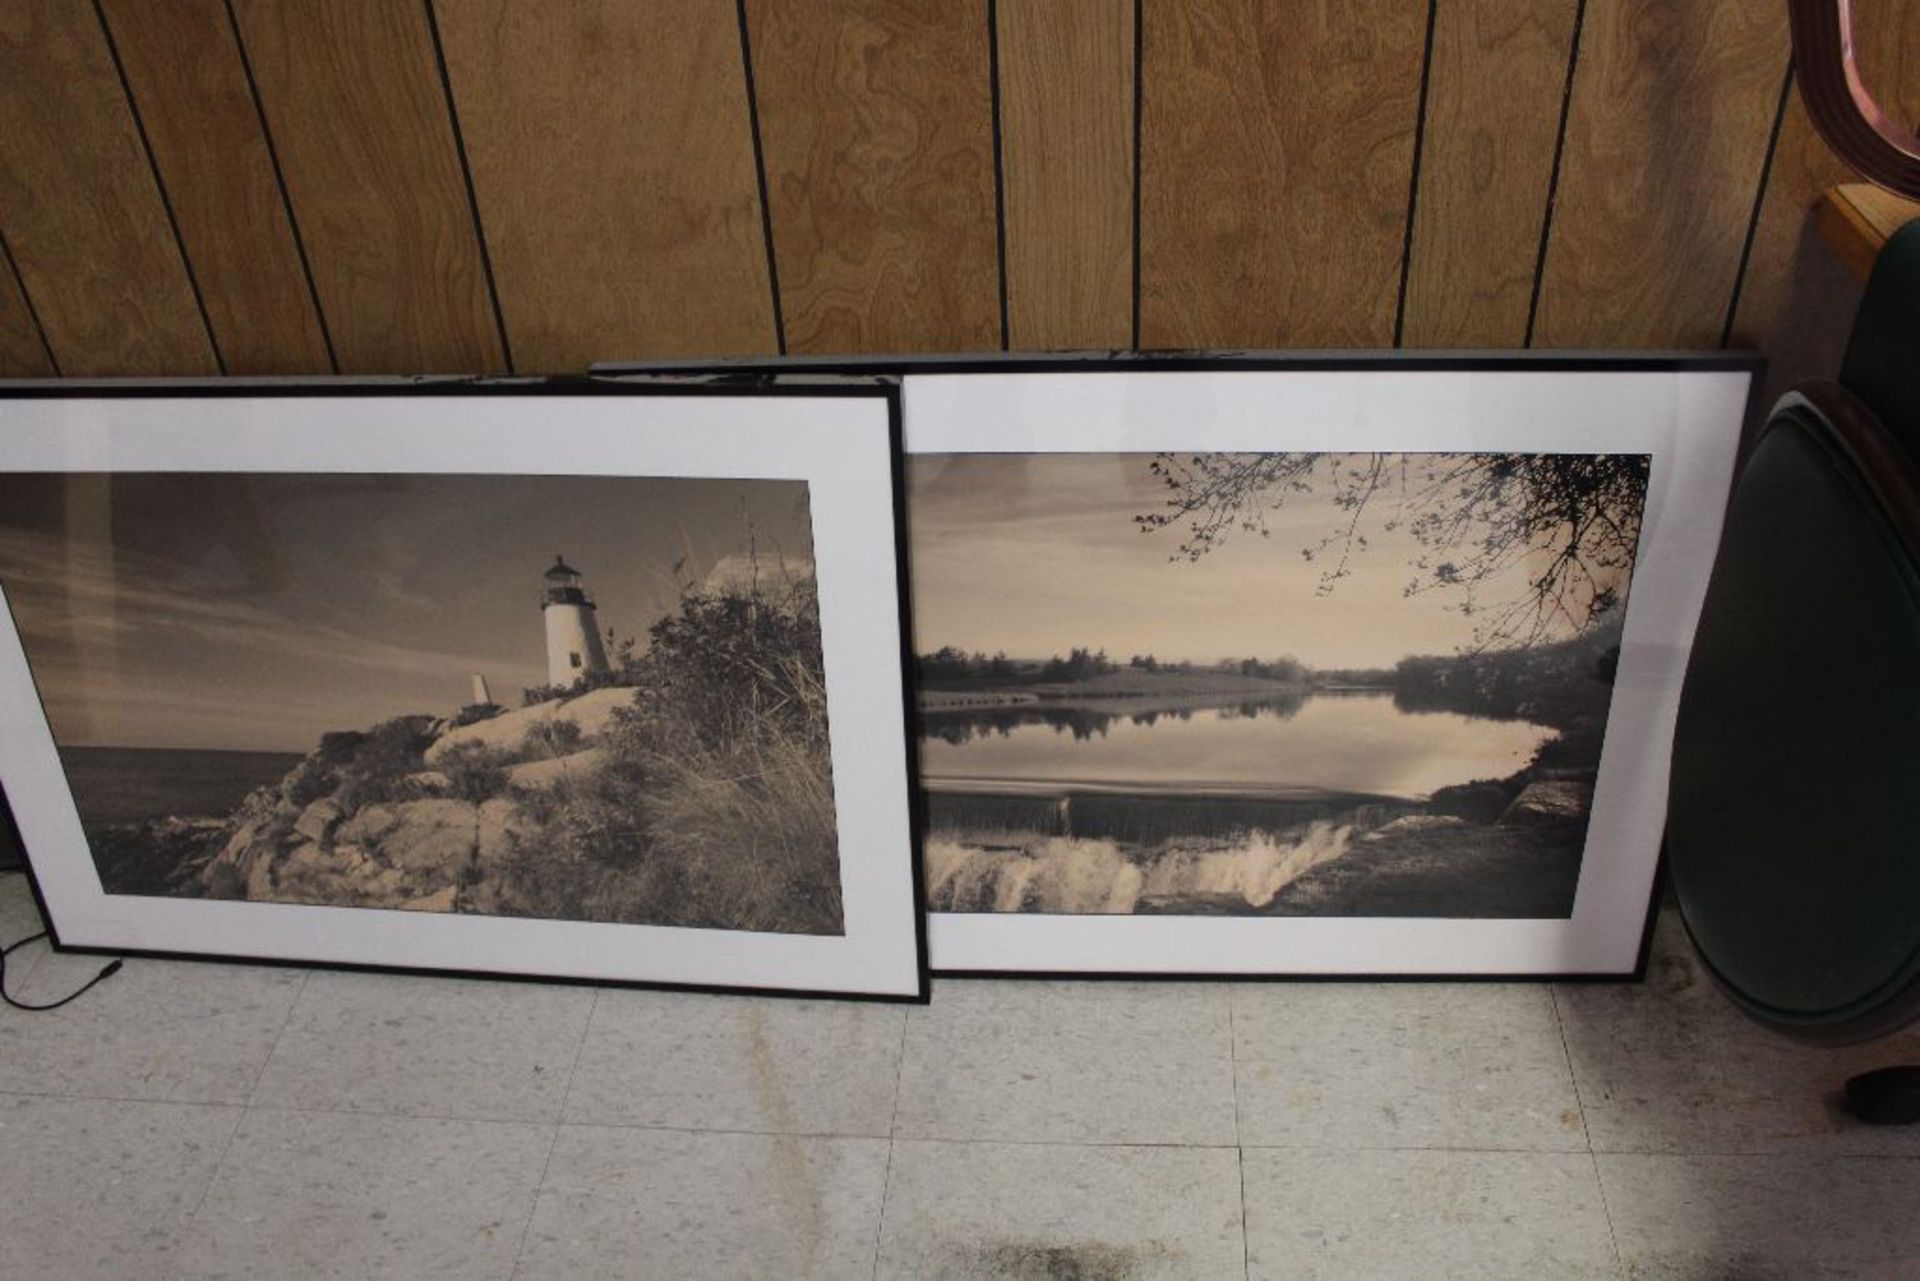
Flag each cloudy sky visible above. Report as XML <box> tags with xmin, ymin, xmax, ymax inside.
<box><xmin>907</xmin><ymin>452</ymin><xmax>1619</xmax><ymax>669</ymax></box>
<box><xmin>0</xmin><ymin>473</ymin><xmax>813</xmax><ymax>751</ymax></box>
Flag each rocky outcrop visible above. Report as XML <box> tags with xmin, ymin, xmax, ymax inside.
<box><xmin>88</xmin><ymin>817</ymin><xmax>231</xmax><ymax>897</ymax></box>
<box><xmin>282</xmin><ymin>716</ymin><xmax>440</xmax><ymax>806</ymax></box>
<box><xmin>476</xmin><ymin>798</ymin><xmax>523</xmax><ymax>864</ymax></box>
<box><xmin>180</xmin><ymin>690</ymin><xmax>636</xmax><ymax>915</ymax></box>
<box><xmin>202</xmin><ymin>790</ymin><xmax>541</xmax><ymax>913</ymax></box>
<box><xmin>191</xmin><ymin>701</ymin><xmax>583</xmax><ymax>913</ymax></box>
<box><xmin>1499</xmin><ymin>780</ymin><xmax>1593</xmax><ymax>828</ymax></box>
<box><xmin>506</xmin><ymin>748</ymin><xmax>608</xmax><ymax>790</ymax></box>
<box><xmin>345</xmin><ymin>800</ymin><xmax>477</xmax><ymax>874</ymax></box>
<box><xmin>291</xmin><ymin>798</ymin><xmax>341</xmax><ymax>844</ymax></box>
<box><xmin>424</xmin><ymin>687</ymin><xmax>635</xmax><ymax>764</ymax></box>
<box><xmin>1427</xmin><ymin>781</ymin><xmax>1511</xmax><ymax>825</ymax></box>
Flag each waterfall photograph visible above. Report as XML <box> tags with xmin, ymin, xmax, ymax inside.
<box><xmin>0</xmin><ymin>470</ymin><xmax>844</xmax><ymax>936</ymax></box>
<box><xmin>909</xmin><ymin>448</ymin><xmax>1651</xmax><ymax>920</ymax></box>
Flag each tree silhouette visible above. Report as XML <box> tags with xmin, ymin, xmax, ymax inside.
<box><xmin>1135</xmin><ymin>451</ymin><xmax>1650</xmax><ymax>650</ymax></box>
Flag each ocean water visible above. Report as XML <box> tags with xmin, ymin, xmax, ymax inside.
<box><xmin>55</xmin><ymin>745</ymin><xmax>303</xmax><ymax>828</ymax></box>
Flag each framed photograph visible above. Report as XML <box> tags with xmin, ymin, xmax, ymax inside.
<box><xmin>896</xmin><ymin>360</ymin><xmax>1753</xmax><ymax>976</ymax></box>
<box><xmin>0</xmin><ymin>383</ymin><xmax>926</xmax><ymax>1000</ymax></box>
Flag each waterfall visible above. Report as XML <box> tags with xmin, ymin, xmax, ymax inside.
<box><xmin>925</xmin><ymin>821</ymin><xmax>1353</xmax><ymax>914</ymax></box>
<box><xmin>925</xmin><ymin>836</ymin><xmax>1143</xmax><ymax>913</ymax></box>
<box><xmin>1138</xmin><ymin>822</ymin><xmax>1352</xmax><ymax>908</ymax></box>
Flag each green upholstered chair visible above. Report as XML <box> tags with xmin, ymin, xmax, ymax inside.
<box><xmin>1671</xmin><ymin>217</ymin><xmax>1920</xmax><ymax>1116</ymax></box>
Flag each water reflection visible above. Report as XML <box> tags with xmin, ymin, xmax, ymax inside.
<box><xmin>918</xmin><ymin>688</ymin><xmax>1555</xmax><ymax>799</ymax></box>
<box><xmin>921</xmin><ymin>692</ymin><xmax>1308</xmax><ymax>746</ymax></box>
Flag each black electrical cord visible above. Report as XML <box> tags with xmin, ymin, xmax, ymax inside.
<box><xmin>0</xmin><ymin>869</ymin><xmax>122</xmax><ymax>1011</ymax></box>
<box><xmin>1</xmin><ymin>930</ymin><xmax>120</xmax><ymax>1011</ymax></box>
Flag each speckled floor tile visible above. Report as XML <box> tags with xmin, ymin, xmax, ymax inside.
<box><xmin>894</xmin><ymin>980</ymin><xmax>1236</xmax><ymax>1146</ymax></box>
<box><xmin>0</xmin><ymin>872</ymin><xmax>46</xmax><ymax>989</ymax></box>
<box><xmin>1244</xmin><ymin>1147</ymin><xmax>1619</xmax><ymax>1279</ymax></box>
<box><xmin>251</xmin><ymin>969</ymin><xmax>596</xmax><ymax>1122</ymax></box>
<box><xmin>1556</xmin><ymin>911</ymin><xmax>1920</xmax><ymax>1155</ymax></box>
<box><xmin>877</xmin><ymin>1139</ymin><xmax>1245</xmax><ymax>1279</ymax></box>
<box><xmin>1234</xmin><ymin>981</ymin><xmax>1586</xmax><ymax>1150</ymax></box>
<box><xmin>0</xmin><ymin>870</ymin><xmax>43</xmax><ymax>937</ymax></box>
<box><xmin>563</xmin><ymin>989</ymin><xmax>903</xmax><ymax>1135</ymax></box>
<box><xmin>174</xmin><ymin>1107</ymin><xmax>548</xmax><ymax>1279</ymax></box>
<box><xmin>517</xmin><ymin>1125</ymin><xmax>889</xmax><ymax>1279</ymax></box>
<box><xmin>0</xmin><ymin>1093</ymin><xmax>240</xmax><ymax>1280</ymax></box>
<box><xmin>1600</xmin><ymin>1152</ymin><xmax>1920</xmax><ymax>1278</ymax></box>
<box><xmin>0</xmin><ymin>954</ymin><xmax>305</xmax><ymax>1103</ymax></box>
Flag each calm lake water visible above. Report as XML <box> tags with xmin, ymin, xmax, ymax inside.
<box><xmin>918</xmin><ymin>690</ymin><xmax>1554</xmax><ymax>800</ymax></box>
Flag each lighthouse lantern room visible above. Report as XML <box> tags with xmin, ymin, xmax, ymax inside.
<box><xmin>542</xmin><ymin>555</ymin><xmax>612</xmax><ymax>689</ymax></box>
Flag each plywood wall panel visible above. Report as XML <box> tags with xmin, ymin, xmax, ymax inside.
<box><xmin>98</xmin><ymin>0</ymin><xmax>332</xmax><ymax>375</ymax></box>
<box><xmin>1722</xmin><ymin>96</ymin><xmax>1861</xmax><ymax>401</ymax></box>
<box><xmin>1729</xmin><ymin>1</ymin><xmax>1920</xmax><ymax>402</ymax></box>
<box><xmin>745</xmin><ymin>0</ymin><xmax>1001</xmax><ymax>355</ymax></box>
<box><xmin>0</xmin><ymin>243</ymin><xmax>54</xmax><ymax>377</ymax></box>
<box><xmin>1139</xmin><ymin>0</ymin><xmax>1429</xmax><ymax>349</ymax></box>
<box><xmin>1401</xmin><ymin>0</ymin><xmax>1576</xmax><ymax>348</ymax></box>
<box><xmin>437</xmin><ymin>1</ymin><xmax>776</xmax><ymax>371</ymax></box>
<box><xmin>0</xmin><ymin>0</ymin><xmax>1839</xmax><ymax>372</ymax></box>
<box><xmin>229</xmin><ymin>0</ymin><xmax>504</xmax><ymax>374</ymax></box>
<box><xmin>998</xmin><ymin>0</ymin><xmax>1134</xmax><ymax>350</ymax></box>
<box><xmin>1532</xmin><ymin>0</ymin><xmax>1789</xmax><ymax>348</ymax></box>
<box><xmin>0</xmin><ymin>2</ymin><xmax>216</xmax><ymax>376</ymax></box>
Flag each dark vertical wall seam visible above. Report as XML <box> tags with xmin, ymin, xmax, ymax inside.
<box><xmin>0</xmin><ymin>228</ymin><xmax>62</xmax><ymax>376</ymax></box>
<box><xmin>1392</xmin><ymin>0</ymin><xmax>1440</xmax><ymax>348</ymax></box>
<box><xmin>93</xmin><ymin>0</ymin><xmax>227</xmax><ymax>373</ymax></box>
<box><xmin>1130</xmin><ymin>0</ymin><xmax>1144</xmax><ymax>351</ymax></box>
<box><xmin>1720</xmin><ymin>59</ymin><xmax>1794</xmax><ymax>349</ymax></box>
<box><xmin>735</xmin><ymin>0</ymin><xmax>787</xmax><ymax>356</ymax></box>
<box><xmin>1523</xmin><ymin>0</ymin><xmax>1588</xmax><ymax>348</ymax></box>
<box><xmin>422</xmin><ymin>0</ymin><xmax>514</xmax><ymax>373</ymax></box>
<box><xmin>223</xmin><ymin>0</ymin><xmax>339</xmax><ymax>374</ymax></box>
<box><xmin>987</xmin><ymin>0</ymin><xmax>1011</xmax><ymax>351</ymax></box>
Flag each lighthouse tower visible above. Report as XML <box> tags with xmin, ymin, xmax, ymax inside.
<box><xmin>541</xmin><ymin>555</ymin><xmax>611</xmax><ymax>689</ymax></box>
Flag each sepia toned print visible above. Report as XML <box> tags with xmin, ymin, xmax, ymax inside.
<box><xmin>0</xmin><ymin>471</ymin><xmax>842</xmax><ymax>936</ymax></box>
<box><xmin>911</xmin><ymin>450</ymin><xmax>1649</xmax><ymax>919</ymax></box>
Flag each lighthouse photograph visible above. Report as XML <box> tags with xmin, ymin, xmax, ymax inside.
<box><xmin>911</xmin><ymin>448</ymin><xmax>1649</xmax><ymax>920</ymax></box>
<box><xmin>0</xmin><ymin>469</ymin><xmax>846</xmax><ymax>936</ymax></box>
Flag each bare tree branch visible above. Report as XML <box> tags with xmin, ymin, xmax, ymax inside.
<box><xmin>1136</xmin><ymin>451</ymin><xmax>1650</xmax><ymax>651</ymax></box>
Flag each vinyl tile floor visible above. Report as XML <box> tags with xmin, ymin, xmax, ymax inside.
<box><xmin>4</xmin><ymin>872</ymin><xmax>1919</xmax><ymax>1279</ymax></box>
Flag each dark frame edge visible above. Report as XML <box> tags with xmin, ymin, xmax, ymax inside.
<box><xmin>589</xmin><ymin>349</ymin><xmax>1769</xmax><ymax>380</ymax></box>
<box><xmin>930</xmin><ymin>966</ymin><xmax>1650</xmax><ymax>982</ymax></box>
<box><xmin>883</xmin><ymin>387</ymin><xmax>935</xmax><ymax>1001</ymax></box>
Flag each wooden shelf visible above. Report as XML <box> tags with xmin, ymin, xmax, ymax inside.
<box><xmin>1818</xmin><ymin>182</ymin><xmax>1920</xmax><ymax>282</ymax></box>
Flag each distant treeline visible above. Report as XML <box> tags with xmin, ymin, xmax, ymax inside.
<box><xmin>917</xmin><ymin>646</ymin><xmax>1124</xmax><ymax>685</ymax></box>
<box><xmin>1393</xmin><ymin>624</ymin><xmax>1622</xmax><ymax>729</ymax></box>
<box><xmin>918</xmin><ymin>621</ymin><xmax>1623</xmax><ymax>730</ymax></box>
<box><xmin>917</xmin><ymin>645</ymin><xmax>1319</xmax><ymax>687</ymax></box>
<box><xmin>923</xmin><ymin>693</ymin><xmax>1309</xmax><ymax>745</ymax></box>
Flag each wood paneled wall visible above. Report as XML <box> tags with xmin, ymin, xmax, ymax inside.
<box><xmin>0</xmin><ymin>0</ymin><xmax>1908</xmax><ymax>379</ymax></box>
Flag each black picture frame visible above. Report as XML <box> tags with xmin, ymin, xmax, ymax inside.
<box><xmin>0</xmin><ymin>376</ymin><xmax>930</xmax><ymax>1003</ymax></box>
<box><xmin>596</xmin><ymin>350</ymin><xmax>1765</xmax><ymax>982</ymax></box>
